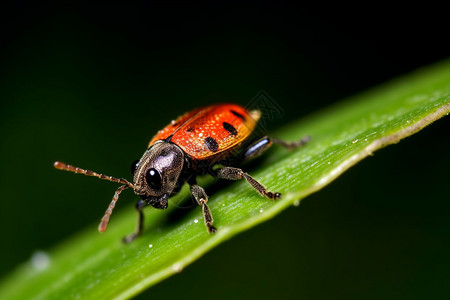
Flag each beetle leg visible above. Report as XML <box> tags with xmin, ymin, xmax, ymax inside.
<box><xmin>271</xmin><ymin>135</ymin><xmax>311</xmax><ymax>150</ymax></box>
<box><xmin>242</xmin><ymin>136</ymin><xmax>273</xmax><ymax>161</ymax></box>
<box><xmin>216</xmin><ymin>167</ymin><xmax>281</xmax><ymax>199</ymax></box>
<box><xmin>123</xmin><ymin>200</ymin><xmax>148</xmax><ymax>243</ymax></box>
<box><xmin>190</xmin><ymin>184</ymin><xmax>217</xmax><ymax>233</ymax></box>
<box><xmin>243</xmin><ymin>135</ymin><xmax>310</xmax><ymax>161</ymax></box>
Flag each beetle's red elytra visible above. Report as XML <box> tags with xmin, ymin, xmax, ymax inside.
<box><xmin>55</xmin><ymin>103</ymin><xmax>310</xmax><ymax>243</ymax></box>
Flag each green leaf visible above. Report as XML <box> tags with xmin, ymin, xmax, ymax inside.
<box><xmin>1</xmin><ymin>60</ymin><xmax>449</xmax><ymax>300</ymax></box>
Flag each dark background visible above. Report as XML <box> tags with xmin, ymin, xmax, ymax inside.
<box><xmin>1</xmin><ymin>2</ymin><xmax>449</xmax><ymax>299</ymax></box>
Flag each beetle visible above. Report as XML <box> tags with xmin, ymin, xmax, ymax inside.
<box><xmin>54</xmin><ymin>103</ymin><xmax>310</xmax><ymax>243</ymax></box>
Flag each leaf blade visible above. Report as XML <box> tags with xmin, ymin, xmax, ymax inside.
<box><xmin>1</xmin><ymin>61</ymin><xmax>449</xmax><ymax>300</ymax></box>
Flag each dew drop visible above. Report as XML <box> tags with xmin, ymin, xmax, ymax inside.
<box><xmin>259</xmin><ymin>208</ymin><xmax>264</xmax><ymax>213</ymax></box>
<box><xmin>30</xmin><ymin>250</ymin><xmax>51</xmax><ymax>271</ymax></box>
<box><xmin>194</xmin><ymin>219</ymin><xmax>199</xmax><ymax>223</ymax></box>
<box><xmin>172</xmin><ymin>263</ymin><xmax>183</xmax><ymax>272</ymax></box>
<box><xmin>293</xmin><ymin>200</ymin><xmax>300</xmax><ymax>207</ymax></box>
<box><xmin>148</xmin><ymin>244</ymin><xmax>153</xmax><ymax>248</ymax></box>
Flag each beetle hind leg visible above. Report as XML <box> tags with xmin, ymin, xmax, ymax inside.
<box><xmin>271</xmin><ymin>135</ymin><xmax>311</xmax><ymax>150</ymax></box>
<box><xmin>243</xmin><ymin>135</ymin><xmax>310</xmax><ymax>161</ymax></box>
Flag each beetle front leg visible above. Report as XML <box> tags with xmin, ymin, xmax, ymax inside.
<box><xmin>216</xmin><ymin>167</ymin><xmax>281</xmax><ymax>199</ymax></box>
<box><xmin>190</xmin><ymin>184</ymin><xmax>217</xmax><ymax>233</ymax></box>
<box><xmin>123</xmin><ymin>200</ymin><xmax>148</xmax><ymax>243</ymax></box>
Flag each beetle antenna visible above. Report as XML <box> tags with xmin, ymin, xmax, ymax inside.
<box><xmin>54</xmin><ymin>161</ymin><xmax>134</xmax><ymax>233</ymax></box>
<box><xmin>53</xmin><ymin>161</ymin><xmax>134</xmax><ymax>188</ymax></box>
<box><xmin>98</xmin><ymin>184</ymin><xmax>130</xmax><ymax>232</ymax></box>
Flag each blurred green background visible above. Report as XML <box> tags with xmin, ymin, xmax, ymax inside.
<box><xmin>1</xmin><ymin>2</ymin><xmax>449</xmax><ymax>299</ymax></box>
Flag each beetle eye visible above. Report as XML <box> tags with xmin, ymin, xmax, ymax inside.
<box><xmin>145</xmin><ymin>168</ymin><xmax>162</xmax><ymax>190</ymax></box>
<box><xmin>131</xmin><ymin>159</ymin><xmax>140</xmax><ymax>175</ymax></box>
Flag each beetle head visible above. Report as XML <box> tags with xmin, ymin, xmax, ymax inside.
<box><xmin>132</xmin><ymin>141</ymin><xmax>184</xmax><ymax>208</ymax></box>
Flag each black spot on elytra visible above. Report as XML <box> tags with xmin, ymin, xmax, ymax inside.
<box><xmin>186</xmin><ymin>127</ymin><xmax>194</xmax><ymax>132</ymax></box>
<box><xmin>222</xmin><ymin>122</ymin><xmax>237</xmax><ymax>136</ymax></box>
<box><xmin>205</xmin><ymin>137</ymin><xmax>219</xmax><ymax>152</ymax></box>
<box><xmin>230</xmin><ymin>110</ymin><xmax>245</xmax><ymax>121</ymax></box>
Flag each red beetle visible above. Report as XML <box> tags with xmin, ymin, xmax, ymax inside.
<box><xmin>55</xmin><ymin>103</ymin><xmax>310</xmax><ymax>242</ymax></box>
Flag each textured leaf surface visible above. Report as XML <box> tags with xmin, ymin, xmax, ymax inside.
<box><xmin>0</xmin><ymin>61</ymin><xmax>449</xmax><ymax>300</ymax></box>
